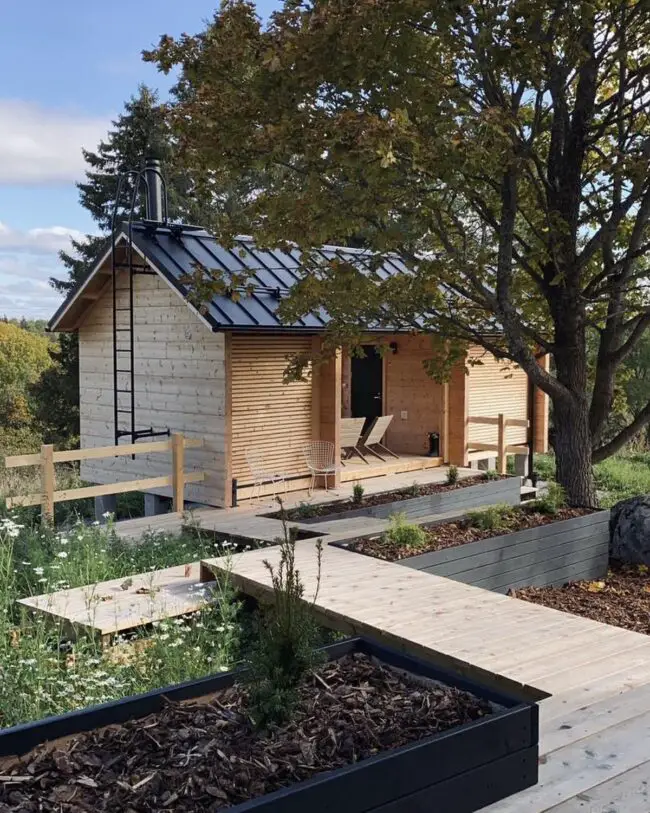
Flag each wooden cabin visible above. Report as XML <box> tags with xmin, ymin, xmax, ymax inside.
<box><xmin>49</xmin><ymin>220</ymin><xmax>548</xmax><ymax>509</ymax></box>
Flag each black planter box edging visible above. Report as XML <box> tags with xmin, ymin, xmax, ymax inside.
<box><xmin>293</xmin><ymin>476</ymin><xmax>522</xmax><ymax>524</ymax></box>
<box><xmin>335</xmin><ymin>510</ymin><xmax>610</xmax><ymax>595</ymax></box>
<box><xmin>0</xmin><ymin>637</ymin><xmax>539</xmax><ymax>813</ymax></box>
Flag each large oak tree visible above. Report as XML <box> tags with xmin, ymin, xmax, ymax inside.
<box><xmin>148</xmin><ymin>0</ymin><xmax>650</xmax><ymax>506</ymax></box>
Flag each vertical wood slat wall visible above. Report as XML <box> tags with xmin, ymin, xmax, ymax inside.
<box><xmin>230</xmin><ymin>335</ymin><xmax>314</xmax><ymax>482</ymax></box>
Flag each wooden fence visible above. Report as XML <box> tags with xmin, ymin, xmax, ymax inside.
<box><xmin>4</xmin><ymin>434</ymin><xmax>204</xmax><ymax>522</ymax></box>
<box><xmin>467</xmin><ymin>414</ymin><xmax>529</xmax><ymax>474</ymax></box>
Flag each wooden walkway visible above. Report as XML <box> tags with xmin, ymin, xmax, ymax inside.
<box><xmin>19</xmin><ymin>562</ymin><xmax>209</xmax><ymax>643</ymax></box>
<box><xmin>202</xmin><ymin>541</ymin><xmax>650</xmax><ymax>813</ymax></box>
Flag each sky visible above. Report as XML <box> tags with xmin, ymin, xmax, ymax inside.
<box><xmin>0</xmin><ymin>0</ymin><xmax>278</xmax><ymax>320</ymax></box>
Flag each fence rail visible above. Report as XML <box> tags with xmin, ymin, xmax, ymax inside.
<box><xmin>467</xmin><ymin>414</ymin><xmax>530</xmax><ymax>474</ymax></box>
<box><xmin>4</xmin><ymin>434</ymin><xmax>204</xmax><ymax>521</ymax></box>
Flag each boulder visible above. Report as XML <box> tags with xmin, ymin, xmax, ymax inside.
<box><xmin>610</xmin><ymin>495</ymin><xmax>650</xmax><ymax>565</ymax></box>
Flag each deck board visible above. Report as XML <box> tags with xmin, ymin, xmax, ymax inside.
<box><xmin>202</xmin><ymin>539</ymin><xmax>650</xmax><ymax>810</ymax></box>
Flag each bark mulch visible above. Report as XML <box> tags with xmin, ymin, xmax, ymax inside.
<box><xmin>271</xmin><ymin>474</ymin><xmax>508</xmax><ymax>521</ymax></box>
<box><xmin>349</xmin><ymin>507</ymin><xmax>591</xmax><ymax>561</ymax></box>
<box><xmin>511</xmin><ymin>562</ymin><xmax>650</xmax><ymax>636</ymax></box>
<box><xmin>0</xmin><ymin>653</ymin><xmax>491</xmax><ymax>812</ymax></box>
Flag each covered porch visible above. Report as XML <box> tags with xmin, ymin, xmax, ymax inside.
<box><xmin>227</xmin><ymin>333</ymin><xmax>548</xmax><ymax>505</ymax></box>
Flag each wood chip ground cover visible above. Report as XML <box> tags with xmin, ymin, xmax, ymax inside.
<box><xmin>348</xmin><ymin>507</ymin><xmax>591</xmax><ymax>561</ymax></box>
<box><xmin>511</xmin><ymin>562</ymin><xmax>650</xmax><ymax>635</ymax></box>
<box><xmin>270</xmin><ymin>474</ymin><xmax>507</xmax><ymax>520</ymax></box>
<box><xmin>0</xmin><ymin>653</ymin><xmax>491</xmax><ymax>812</ymax></box>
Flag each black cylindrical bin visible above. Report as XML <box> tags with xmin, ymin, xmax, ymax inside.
<box><xmin>428</xmin><ymin>432</ymin><xmax>440</xmax><ymax>457</ymax></box>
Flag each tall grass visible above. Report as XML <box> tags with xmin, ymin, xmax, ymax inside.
<box><xmin>535</xmin><ymin>451</ymin><xmax>650</xmax><ymax>508</ymax></box>
<box><xmin>0</xmin><ymin>514</ymin><xmax>241</xmax><ymax>729</ymax></box>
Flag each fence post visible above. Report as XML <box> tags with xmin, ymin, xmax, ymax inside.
<box><xmin>41</xmin><ymin>444</ymin><xmax>55</xmax><ymax>523</ymax></box>
<box><xmin>497</xmin><ymin>414</ymin><xmax>507</xmax><ymax>474</ymax></box>
<box><xmin>171</xmin><ymin>433</ymin><xmax>185</xmax><ymax>513</ymax></box>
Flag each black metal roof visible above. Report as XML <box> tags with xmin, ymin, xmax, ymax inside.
<box><xmin>50</xmin><ymin>221</ymin><xmax>414</xmax><ymax>333</ymax></box>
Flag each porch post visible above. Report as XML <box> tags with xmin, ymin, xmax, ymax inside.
<box><xmin>319</xmin><ymin>348</ymin><xmax>342</xmax><ymax>487</ymax></box>
<box><xmin>533</xmin><ymin>353</ymin><xmax>550</xmax><ymax>453</ymax></box>
<box><xmin>447</xmin><ymin>358</ymin><xmax>469</xmax><ymax>467</ymax></box>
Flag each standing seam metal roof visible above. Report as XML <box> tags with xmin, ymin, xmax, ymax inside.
<box><xmin>126</xmin><ymin>222</ymin><xmax>411</xmax><ymax>332</ymax></box>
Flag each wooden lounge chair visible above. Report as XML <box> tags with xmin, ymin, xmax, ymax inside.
<box><xmin>360</xmin><ymin>415</ymin><xmax>399</xmax><ymax>461</ymax></box>
<box><xmin>340</xmin><ymin>417</ymin><xmax>369</xmax><ymax>464</ymax></box>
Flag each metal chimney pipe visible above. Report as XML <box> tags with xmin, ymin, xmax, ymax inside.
<box><xmin>144</xmin><ymin>157</ymin><xmax>164</xmax><ymax>223</ymax></box>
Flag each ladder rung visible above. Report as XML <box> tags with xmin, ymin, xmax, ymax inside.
<box><xmin>116</xmin><ymin>409</ymin><xmax>132</xmax><ymax>414</ymax></box>
<box><xmin>115</xmin><ymin>308</ymin><xmax>132</xmax><ymax>311</ymax></box>
<box><xmin>115</xmin><ymin>328</ymin><xmax>131</xmax><ymax>332</ymax></box>
<box><xmin>115</xmin><ymin>369</ymin><xmax>131</xmax><ymax>373</ymax></box>
<box><xmin>115</xmin><ymin>348</ymin><xmax>131</xmax><ymax>352</ymax></box>
<box><xmin>116</xmin><ymin>389</ymin><xmax>131</xmax><ymax>393</ymax></box>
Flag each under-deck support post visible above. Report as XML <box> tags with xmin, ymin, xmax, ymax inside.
<box><xmin>319</xmin><ymin>348</ymin><xmax>342</xmax><ymax>488</ymax></box>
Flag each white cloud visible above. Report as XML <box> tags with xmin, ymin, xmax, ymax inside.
<box><xmin>0</xmin><ymin>222</ymin><xmax>86</xmax><ymax>254</ymax></box>
<box><xmin>0</xmin><ymin>100</ymin><xmax>111</xmax><ymax>185</ymax></box>
<box><xmin>0</xmin><ymin>221</ymin><xmax>95</xmax><ymax>319</ymax></box>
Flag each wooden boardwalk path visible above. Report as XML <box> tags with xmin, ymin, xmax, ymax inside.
<box><xmin>202</xmin><ymin>541</ymin><xmax>650</xmax><ymax>813</ymax></box>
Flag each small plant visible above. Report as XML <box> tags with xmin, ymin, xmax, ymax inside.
<box><xmin>352</xmin><ymin>482</ymin><xmax>365</xmax><ymax>505</ymax></box>
<box><xmin>466</xmin><ymin>503</ymin><xmax>515</xmax><ymax>531</ymax></box>
<box><xmin>446</xmin><ymin>464</ymin><xmax>459</xmax><ymax>485</ymax></box>
<box><xmin>383</xmin><ymin>512</ymin><xmax>427</xmax><ymax>549</ymax></box>
<box><xmin>404</xmin><ymin>482</ymin><xmax>422</xmax><ymax>497</ymax></box>
<box><xmin>247</xmin><ymin>499</ymin><xmax>324</xmax><ymax>728</ymax></box>
<box><xmin>531</xmin><ymin>481</ymin><xmax>567</xmax><ymax>515</ymax></box>
<box><xmin>483</xmin><ymin>469</ymin><xmax>500</xmax><ymax>481</ymax></box>
<box><xmin>294</xmin><ymin>501</ymin><xmax>318</xmax><ymax>520</ymax></box>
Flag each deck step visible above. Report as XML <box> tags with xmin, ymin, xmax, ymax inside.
<box><xmin>520</xmin><ymin>485</ymin><xmax>538</xmax><ymax>501</ymax></box>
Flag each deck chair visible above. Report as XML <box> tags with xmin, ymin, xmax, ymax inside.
<box><xmin>340</xmin><ymin>417</ymin><xmax>369</xmax><ymax>464</ymax></box>
<box><xmin>245</xmin><ymin>448</ymin><xmax>288</xmax><ymax>503</ymax></box>
<box><xmin>303</xmin><ymin>441</ymin><xmax>343</xmax><ymax>495</ymax></box>
<box><xmin>360</xmin><ymin>415</ymin><xmax>399</xmax><ymax>461</ymax></box>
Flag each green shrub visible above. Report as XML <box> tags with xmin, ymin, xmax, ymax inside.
<box><xmin>294</xmin><ymin>501</ymin><xmax>318</xmax><ymax>519</ymax></box>
<box><xmin>466</xmin><ymin>503</ymin><xmax>515</xmax><ymax>531</ymax></box>
<box><xmin>247</xmin><ymin>504</ymin><xmax>324</xmax><ymax>728</ymax></box>
<box><xmin>352</xmin><ymin>482</ymin><xmax>365</xmax><ymax>505</ymax></box>
<box><xmin>446</xmin><ymin>465</ymin><xmax>459</xmax><ymax>485</ymax></box>
<box><xmin>383</xmin><ymin>512</ymin><xmax>427</xmax><ymax>549</ymax></box>
<box><xmin>531</xmin><ymin>481</ymin><xmax>567</xmax><ymax>514</ymax></box>
<box><xmin>483</xmin><ymin>469</ymin><xmax>500</xmax><ymax>481</ymax></box>
<box><xmin>533</xmin><ymin>453</ymin><xmax>556</xmax><ymax>482</ymax></box>
<box><xmin>404</xmin><ymin>482</ymin><xmax>422</xmax><ymax>497</ymax></box>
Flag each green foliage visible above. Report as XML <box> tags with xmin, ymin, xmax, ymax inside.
<box><xmin>293</xmin><ymin>501</ymin><xmax>318</xmax><ymax>519</ymax></box>
<box><xmin>404</xmin><ymin>482</ymin><xmax>422</xmax><ymax>497</ymax></box>
<box><xmin>483</xmin><ymin>469</ymin><xmax>500</xmax><ymax>481</ymax></box>
<box><xmin>147</xmin><ymin>0</ymin><xmax>650</xmax><ymax>508</ymax></box>
<box><xmin>533</xmin><ymin>453</ymin><xmax>557</xmax><ymax>482</ymax></box>
<box><xmin>352</xmin><ymin>482</ymin><xmax>365</xmax><ymax>505</ymax></box>
<box><xmin>467</xmin><ymin>504</ymin><xmax>515</xmax><ymax>532</ymax></box>
<box><xmin>446</xmin><ymin>465</ymin><xmax>459</xmax><ymax>486</ymax></box>
<box><xmin>0</xmin><ymin>515</ymin><xmax>241</xmax><ymax>729</ymax></box>
<box><xmin>247</xmin><ymin>507</ymin><xmax>324</xmax><ymax>728</ymax></box>
<box><xmin>383</xmin><ymin>512</ymin><xmax>427</xmax><ymax>549</ymax></box>
<box><xmin>531</xmin><ymin>482</ymin><xmax>567</xmax><ymax>515</ymax></box>
<box><xmin>0</xmin><ymin>323</ymin><xmax>53</xmax><ymax>433</ymax></box>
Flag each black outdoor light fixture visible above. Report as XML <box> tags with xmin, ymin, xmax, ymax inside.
<box><xmin>389</xmin><ymin>341</ymin><xmax>398</xmax><ymax>354</ymax></box>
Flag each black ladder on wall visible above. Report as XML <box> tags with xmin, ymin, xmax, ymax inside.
<box><xmin>110</xmin><ymin>164</ymin><xmax>171</xmax><ymax>448</ymax></box>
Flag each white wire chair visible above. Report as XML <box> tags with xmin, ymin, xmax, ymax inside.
<box><xmin>245</xmin><ymin>448</ymin><xmax>288</xmax><ymax>503</ymax></box>
<box><xmin>303</xmin><ymin>441</ymin><xmax>343</xmax><ymax>495</ymax></box>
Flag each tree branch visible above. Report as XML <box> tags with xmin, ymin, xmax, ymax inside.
<box><xmin>592</xmin><ymin>398</ymin><xmax>650</xmax><ymax>462</ymax></box>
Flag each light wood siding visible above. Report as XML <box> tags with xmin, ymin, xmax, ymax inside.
<box><xmin>467</xmin><ymin>348</ymin><xmax>529</xmax><ymax>447</ymax></box>
<box><xmin>231</xmin><ymin>335</ymin><xmax>313</xmax><ymax>483</ymax></box>
<box><xmin>384</xmin><ymin>335</ymin><xmax>444</xmax><ymax>455</ymax></box>
<box><xmin>78</xmin><ymin>271</ymin><xmax>227</xmax><ymax>506</ymax></box>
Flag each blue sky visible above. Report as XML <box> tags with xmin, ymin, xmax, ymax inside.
<box><xmin>0</xmin><ymin>0</ymin><xmax>278</xmax><ymax>319</ymax></box>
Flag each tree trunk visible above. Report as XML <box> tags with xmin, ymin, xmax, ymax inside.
<box><xmin>552</xmin><ymin>395</ymin><xmax>597</xmax><ymax>507</ymax></box>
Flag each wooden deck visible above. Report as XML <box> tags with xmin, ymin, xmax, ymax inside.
<box><xmin>202</xmin><ymin>540</ymin><xmax>650</xmax><ymax>812</ymax></box>
<box><xmin>18</xmin><ymin>562</ymin><xmax>209</xmax><ymax>643</ymax></box>
<box><xmin>340</xmin><ymin>452</ymin><xmax>441</xmax><ymax>482</ymax></box>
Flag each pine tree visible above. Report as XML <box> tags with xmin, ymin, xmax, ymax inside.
<box><xmin>39</xmin><ymin>85</ymin><xmax>188</xmax><ymax>446</ymax></box>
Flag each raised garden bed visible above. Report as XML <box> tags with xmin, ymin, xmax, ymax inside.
<box><xmin>336</xmin><ymin>507</ymin><xmax>610</xmax><ymax>594</ymax></box>
<box><xmin>512</xmin><ymin>562</ymin><xmax>650</xmax><ymax>635</ymax></box>
<box><xmin>270</xmin><ymin>474</ymin><xmax>521</xmax><ymax>524</ymax></box>
<box><xmin>0</xmin><ymin>637</ymin><xmax>538</xmax><ymax>812</ymax></box>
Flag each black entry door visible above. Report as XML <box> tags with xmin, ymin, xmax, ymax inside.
<box><xmin>351</xmin><ymin>345</ymin><xmax>383</xmax><ymax>430</ymax></box>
